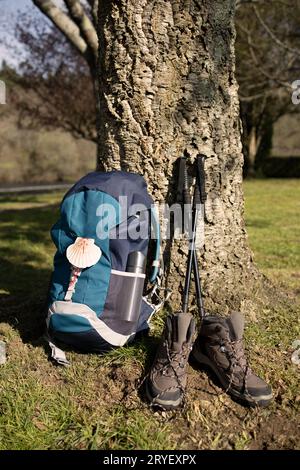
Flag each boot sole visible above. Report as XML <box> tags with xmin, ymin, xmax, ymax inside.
<box><xmin>191</xmin><ymin>348</ymin><xmax>272</xmax><ymax>407</ymax></box>
<box><xmin>145</xmin><ymin>380</ymin><xmax>183</xmax><ymax>410</ymax></box>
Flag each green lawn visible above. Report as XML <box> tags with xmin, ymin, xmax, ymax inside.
<box><xmin>244</xmin><ymin>179</ymin><xmax>300</xmax><ymax>292</ymax></box>
<box><xmin>0</xmin><ymin>180</ymin><xmax>299</xmax><ymax>450</ymax></box>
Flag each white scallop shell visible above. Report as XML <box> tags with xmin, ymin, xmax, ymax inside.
<box><xmin>66</xmin><ymin>237</ymin><xmax>101</xmax><ymax>269</ymax></box>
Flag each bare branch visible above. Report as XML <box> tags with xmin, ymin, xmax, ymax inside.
<box><xmin>237</xmin><ymin>0</ymin><xmax>293</xmax><ymax>8</ymax></box>
<box><xmin>248</xmin><ymin>39</ymin><xmax>293</xmax><ymax>90</ymax></box>
<box><xmin>252</xmin><ymin>4</ymin><xmax>300</xmax><ymax>57</ymax></box>
<box><xmin>236</xmin><ymin>0</ymin><xmax>258</xmax><ymax>9</ymax></box>
<box><xmin>86</xmin><ymin>0</ymin><xmax>98</xmax><ymax>25</ymax></box>
<box><xmin>32</xmin><ymin>0</ymin><xmax>88</xmax><ymax>57</ymax></box>
<box><xmin>63</xmin><ymin>0</ymin><xmax>98</xmax><ymax>58</ymax></box>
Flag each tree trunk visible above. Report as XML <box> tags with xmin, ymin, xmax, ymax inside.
<box><xmin>247</xmin><ymin>126</ymin><xmax>261</xmax><ymax>177</ymax></box>
<box><xmin>255</xmin><ymin>120</ymin><xmax>273</xmax><ymax>175</ymax></box>
<box><xmin>97</xmin><ymin>0</ymin><xmax>259</xmax><ymax>310</ymax></box>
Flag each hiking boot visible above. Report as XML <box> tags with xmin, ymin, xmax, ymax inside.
<box><xmin>146</xmin><ymin>312</ymin><xmax>195</xmax><ymax>410</ymax></box>
<box><xmin>191</xmin><ymin>312</ymin><xmax>273</xmax><ymax>407</ymax></box>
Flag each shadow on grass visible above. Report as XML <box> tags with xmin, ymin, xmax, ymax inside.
<box><xmin>245</xmin><ymin>219</ymin><xmax>271</xmax><ymax>229</ymax></box>
<box><xmin>0</xmin><ymin>203</ymin><xmax>58</xmax><ymax>244</ymax></box>
<box><xmin>0</xmin><ymin>257</ymin><xmax>50</xmax><ymax>342</ymax></box>
<box><xmin>0</xmin><ymin>203</ymin><xmax>59</xmax><ymax>343</ymax></box>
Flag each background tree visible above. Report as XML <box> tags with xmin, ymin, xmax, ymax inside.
<box><xmin>32</xmin><ymin>0</ymin><xmax>98</xmax><ymax>71</ymax></box>
<box><xmin>236</xmin><ymin>0</ymin><xmax>300</xmax><ymax>176</ymax></box>
<box><xmin>30</xmin><ymin>0</ymin><xmax>100</xmax><ymax>143</ymax></box>
<box><xmin>13</xmin><ymin>13</ymin><xmax>96</xmax><ymax>142</ymax></box>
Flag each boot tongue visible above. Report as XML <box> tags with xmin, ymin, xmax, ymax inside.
<box><xmin>171</xmin><ymin>313</ymin><xmax>193</xmax><ymax>352</ymax></box>
<box><xmin>226</xmin><ymin>311</ymin><xmax>244</xmax><ymax>341</ymax></box>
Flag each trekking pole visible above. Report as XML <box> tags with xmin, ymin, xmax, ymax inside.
<box><xmin>182</xmin><ymin>160</ymin><xmax>203</xmax><ymax>315</ymax></box>
<box><xmin>193</xmin><ymin>154</ymin><xmax>207</xmax><ymax>318</ymax></box>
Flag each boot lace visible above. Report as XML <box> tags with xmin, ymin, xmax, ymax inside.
<box><xmin>221</xmin><ymin>338</ymin><xmax>252</xmax><ymax>394</ymax></box>
<box><xmin>149</xmin><ymin>340</ymin><xmax>191</xmax><ymax>407</ymax></box>
<box><xmin>153</xmin><ymin>340</ymin><xmax>190</xmax><ymax>379</ymax></box>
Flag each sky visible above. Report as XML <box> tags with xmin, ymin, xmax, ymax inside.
<box><xmin>0</xmin><ymin>0</ymin><xmax>45</xmax><ymax>67</ymax></box>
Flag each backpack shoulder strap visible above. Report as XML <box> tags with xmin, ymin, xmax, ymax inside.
<box><xmin>146</xmin><ymin>206</ymin><xmax>172</xmax><ymax>313</ymax></box>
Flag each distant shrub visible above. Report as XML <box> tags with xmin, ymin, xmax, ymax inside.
<box><xmin>262</xmin><ymin>157</ymin><xmax>300</xmax><ymax>178</ymax></box>
<box><xmin>0</xmin><ymin>115</ymin><xmax>96</xmax><ymax>184</ymax></box>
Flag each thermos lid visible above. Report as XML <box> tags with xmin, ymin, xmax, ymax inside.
<box><xmin>126</xmin><ymin>251</ymin><xmax>146</xmax><ymax>273</ymax></box>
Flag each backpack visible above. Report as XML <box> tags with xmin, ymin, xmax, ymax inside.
<box><xmin>46</xmin><ymin>171</ymin><xmax>166</xmax><ymax>365</ymax></box>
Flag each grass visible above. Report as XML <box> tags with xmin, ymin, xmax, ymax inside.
<box><xmin>244</xmin><ymin>179</ymin><xmax>300</xmax><ymax>291</ymax></box>
<box><xmin>0</xmin><ymin>180</ymin><xmax>299</xmax><ymax>450</ymax></box>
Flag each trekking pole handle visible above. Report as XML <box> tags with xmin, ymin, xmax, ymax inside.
<box><xmin>183</xmin><ymin>160</ymin><xmax>191</xmax><ymax>206</ymax></box>
<box><xmin>196</xmin><ymin>154</ymin><xmax>207</xmax><ymax>204</ymax></box>
<box><xmin>177</xmin><ymin>156</ymin><xmax>188</xmax><ymax>204</ymax></box>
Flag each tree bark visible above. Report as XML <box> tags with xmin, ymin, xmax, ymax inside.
<box><xmin>97</xmin><ymin>0</ymin><xmax>259</xmax><ymax>310</ymax></box>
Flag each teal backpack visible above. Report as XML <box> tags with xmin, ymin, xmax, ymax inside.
<box><xmin>46</xmin><ymin>171</ymin><xmax>168</xmax><ymax>365</ymax></box>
